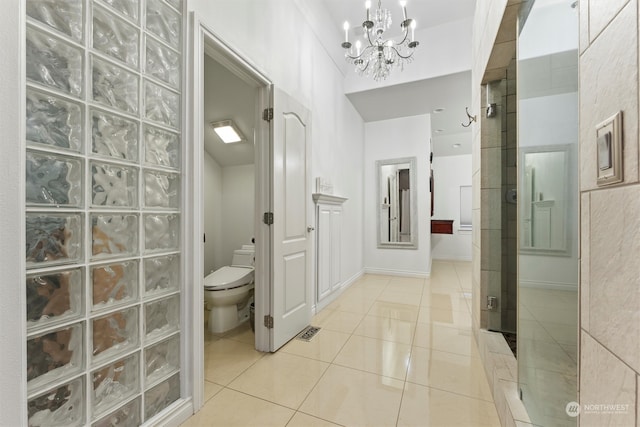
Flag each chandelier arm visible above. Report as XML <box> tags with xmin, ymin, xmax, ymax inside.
<box><xmin>345</xmin><ymin>44</ymin><xmax>376</xmax><ymax>60</ymax></box>
<box><xmin>390</xmin><ymin>46</ymin><xmax>416</xmax><ymax>60</ymax></box>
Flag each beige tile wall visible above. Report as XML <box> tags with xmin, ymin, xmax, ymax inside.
<box><xmin>579</xmin><ymin>0</ymin><xmax>640</xmax><ymax>423</ymax></box>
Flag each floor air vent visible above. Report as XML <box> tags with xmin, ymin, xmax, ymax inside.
<box><xmin>296</xmin><ymin>326</ymin><xmax>321</xmax><ymax>341</ymax></box>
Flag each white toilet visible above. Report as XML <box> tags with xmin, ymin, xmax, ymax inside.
<box><xmin>204</xmin><ymin>246</ymin><xmax>255</xmax><ymax>334</ymax></box>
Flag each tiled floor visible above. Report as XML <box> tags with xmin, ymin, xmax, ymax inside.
<box><xmin>181</xmin><ymin>261</ymin><xmax>500</xmax><ymax>426</ymax></box>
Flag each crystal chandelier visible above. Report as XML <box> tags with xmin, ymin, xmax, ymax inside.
<box><xmin>341</xmin><ymin>0</ymin><xmax>419</xmax><ymax>81</ymax></box>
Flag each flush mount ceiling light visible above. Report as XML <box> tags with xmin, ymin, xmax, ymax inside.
<box><xmin>341</xmin><ymin>0</ymin><xmax>419</xmax><ymax>81</ymax></box>
<box><xmin>210</xmin><ymin>120</ymin><xmax>245</xmax><ymax>143</ymax></box>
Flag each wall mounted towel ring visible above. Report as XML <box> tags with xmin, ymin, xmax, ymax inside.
<box><xmin>461</xmin><ymin>107</ymin><xmax>477</xmax><ymax>128</ymax></box>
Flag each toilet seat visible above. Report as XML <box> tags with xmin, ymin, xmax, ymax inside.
<box><xmin>204</xmin><ymin>266</ymin><xmax>254</xmax><ymax>291</ymax></box>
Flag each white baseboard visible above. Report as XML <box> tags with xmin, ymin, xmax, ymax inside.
<box><xmin>145</xmin><ymin>399</ymin><xmax>193</xmax><ymax>427</ymax></box>
<box><xmin>363</xmin><ymin>268</ymin><xmax>430</xmax><ymax>279</ymax></box>
<box><xmin>432</xmin><ymin>256</ymin><xmax>472</xmax><ymax>262</ymax></box>
<box><xmin>520</xmin><ymin>279</ymin><xmax>578</xmax><ymax>291</ymax></box>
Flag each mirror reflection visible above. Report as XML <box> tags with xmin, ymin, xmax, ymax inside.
<box><xmin>377</xmin><ymin>157</ymin><xmax>418</xmax><ymax>249</ymax></box>
<box><xmin>520</xmin><ymin>146</ymin><xmax>570</xmax><ymax>254</ymax></box>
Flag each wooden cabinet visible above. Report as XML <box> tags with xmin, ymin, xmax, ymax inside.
<box><xmin>313</xmin><ymin>193</ymin><xmax>347</xmax><ymax>306</ymax></box>
<box><xmin>431</xmin><ymin>219</ymin><xmax>454</xmax><ymax>234</ymax></box>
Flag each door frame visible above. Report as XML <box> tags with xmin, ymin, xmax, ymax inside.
<box><xmin>186</xmin><ymin>13</ymin><xmax>272</xmax><ymax>411</ymax></box>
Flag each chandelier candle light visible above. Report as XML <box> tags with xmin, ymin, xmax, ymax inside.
<box><xmin>341</xmin><ymin>0</ymin><xmax>419</xmax><ymax>81</ymax></box>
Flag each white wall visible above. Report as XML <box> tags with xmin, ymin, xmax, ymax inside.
<box><xmin>364</xmin><ymin>115</ymin><xmax>431</xmax><ymax>276</ymax></box>
<box><xmin>221</xmin><ymin>165</ymin><xmax>255</xmax><ymax>266</ymax></box>
<box><xmin>189</xmin><ymin>0</ymin><xmax>366</xmax><ymax>285</ymax></box>
<box><xmin>203</xmin><ymin>152</ymin><xmax>223</xmax><ymax>275</ymax></box>
<box><xmin>431</xmin><ymin>154</ymin><xmax>472</xmax><ymax>261</ymax></box>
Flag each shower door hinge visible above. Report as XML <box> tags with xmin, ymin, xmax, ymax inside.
<box><xmin>263</xmin><ymin>107</ymin><xmax>273</xmax><ymax>122</ymax></box>
<box><xmin>264</xmin><ymin>315</ymin><xmax>274</xmax><ymax>329</ymax></box>
<box><xmin>263</xmin><ymin>212</ymin><xmax>274</xmax><ymax>225</ymax></box>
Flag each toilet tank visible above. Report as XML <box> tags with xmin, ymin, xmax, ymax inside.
<box><xmin>231</xmin><ymin>249</ymin><xmax>254</xmax><ymax>267</ymax></box>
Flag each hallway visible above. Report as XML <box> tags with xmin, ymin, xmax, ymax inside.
<box><xmin>182</xmin><ymin>261</ymin><xmax>500</xmax><ymax>426</ymax></box>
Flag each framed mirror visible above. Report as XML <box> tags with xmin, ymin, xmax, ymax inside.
<box><xmin>376</xmin><ymin>157</ymin><xmax>418</xmax><ymax>249</ymax></box>
<box><xmin>519</xmin><ymin>145</ymin><xmax>571</xmax><ymax>255</ymax></box>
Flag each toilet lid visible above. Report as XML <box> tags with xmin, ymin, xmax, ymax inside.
<box><xmin>204</xmin><ymin>266</ymin><xmax>254</xmax><ymax>290</ymax></box>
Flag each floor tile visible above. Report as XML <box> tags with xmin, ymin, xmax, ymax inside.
<box><xmin>314</xmin><ymin>309</ymin><xmax>364</xmax><ymax>334</ymax></box>
<box><xmin>417</xmin><ymin>306</ymin><xmax>472</xmax><ymax>328</ymax></box>
<box><xmin>228</xmin><ymin>352</ymin><xmax>329</xmax><ymax>409</ymax></box>
<box><xmin>280</xmin><ymin>328</ymin><xmax>350</xmax><ymax>362</ymax></box>
<box><xmin>327</xmin><ymin>294</ymin><xmax>377</xmax><ymax>315</ymax></box>
<box><xmin>333</xmin><ymin>334</ymin><xmax>411</xmax><ymax>380</ymax></box>
<box><xmin>204</xmin><ymin>381</ymin><xmax>223</xmax><ymax>403</ymax></box>
<box><xmin>368</xmin><ymin>301</ymin><xmax>420</xmax><ymax>322</ymax></box>
<box><xmin>180</xmin><ymin>388</ymin><xmax>294</xmax><ymax>427</ymax></box>
<box><xmin>413</xmin><ymin>322</ymin><xmax>480</xmax><ymax>357</ymax></box>
<box><xmin>223</xmin><ymin>322</ymin><xmax>256</xmax><ymax>345</ymax></box>
<box><xmin>286</xmin><ymin>412</ymin><xmax>342</xmax><ymax>427</ymax></box>
<box><xmin>398</xmin><ymin>382</ymin><xmax>500</xmax><ymax>426</ymax></box>
<box><xmin>377</xmin><ymin>290</ymin><xmax>422</xmax><ymax>306</ymax></box>
<box><xmin>204</xmin><ymin>339</ymin><xmax>264</xmax><ymax>385</ymax></box>
<box><xmin>407</xmin><ymin>347</ymin><xmax>493</xmax><ymax>401</ymax></box>
<box><xmin>300</xmin><ymin>365</ymin><xmax>404</xmax><ymax>427</ymax></box>
<box><xmin>353</xmin><ymin>315</ymin><xmax>416</xmax><ymax>345</ymax></box>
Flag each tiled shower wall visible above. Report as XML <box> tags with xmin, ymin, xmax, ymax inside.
<box><xmin>24</xmin><ymin>0</ymin><xmax>183</xmax><ymax>424</ymax></box>
<box><xmin>578</xmin><ymin>0</ymin><xmax>640</xmax><ymax>424</ymax></box>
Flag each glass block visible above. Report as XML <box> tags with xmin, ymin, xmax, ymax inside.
<box><xmin>144</xmin><ymin>373</ymin><xmax>179</xmax><ymax>419</ymax></box>
<box><xmin>28</xmin><ymin>377</ymin><xmax>84</xmax><ymax>427</ymax></box>
<box><xmin>27</xmin><ymin>268</ymin><xmax>83</xmax><ymax>329</ymax></box>
<box><xmin>92</xmin><ymin>56</ymin><xmax>139</xmax><ymax>115</ymax></box>
<box><xmin>145</xmin><ymin>295</ymin><xmax>179</xmax><ymax>339</ymax></box>
<box><xmin>26</xmin><ymin>26</ymin><xmax>83</xmax><ymax>97</ymax></box>
<box><xmin>91</xmin><ymin>161</ymin><xmax>138</xmax><ymax>208</ymax></box>
<box><xmin>102</xmin><ymin>0</ymin><xmax>139</xmax><ymax>23</ymax></box>
<box><xmin>92</xmin><ymin>353</ymin><xmax>140</xmax><ymax>417</ymax></box>
<box><xmin>144</xmin><ymin>81</ymin><xmax>180</xmax><ymax>129</ymax></box>
<box><xmin>144</xmin><ymin>255</ymin><xmax>179</xmax><ymax>296</ymax></box>
<box><xmin>27</xmin><ymin>323</ymin><xmax>84</xmax><ymax>389</ymax></box>
<box><xmin>145</xmin><ymin>35</ymin><xmax>180</xmax><ymax>89</ymax></box>
<box><xmin>93</xmin><ymin>4</ymin><xmax>140</xmax><ymax>68</ymax></box>
<box><xmin>26</xmin><ymin>0</ymin><xmax>83</xmax><ymax>41</ymax></box>
<box><xmin>164</xmin><ymin>0</ymin><xmax>182</xmax><ymax>11</ymax></box>
<box><xmin>26</xmin><ymin>88</ymin><xmax>82</xmax><ymax>152</ymax></box>
<box><xmin>91</xmin><ymin>109</ymin><xmax>139</xmax><ymax>161</ymax></box>
<box><xmin>92</xmin><ymin>306</ymin><xmax>139</xmax><ymax>361</ymax></box>
<box><xmin>91</xmin><ymin>214</ymin><xmax>138</xmax><ymax>259</ymax></box>
<box><xmin>92</xmin><ymin>261</ymin><xmax>138</xmax><ymax>310</ymax></box>
<box><xmin>146</xmin><ymin>0</ymin><xmax>181</xmax><ymax>49</ymax></box>
<box><xmin>144</xmin><ymin>125</ymin><xmax>179</xmax><ymax>169</ymax></box>
<box><xmin>144</xmin><ymin>214</ymin><xmax>179</xmax><ymax>252</ymax></box>
<box><xmin>145</xmin><ymin>335</ymin><xmax>179</xmax><ymax>384</ymax></box>
<box><xmin>26</xmin><ymin>151</ymin><xmax>82</xmax><ymax>207</ymax></box>
<box><xmin>92</xmin><ymin>397</ymin><xmax>141</xmax><ymax>427</ymax></box>
<box><xmin>144</xmin><ymin>170</ymin><xmax>179</xmax><ymax>208</ymax></box>
<box><xmin>26</xmin><ymin>213</ymin><xmax>82</xmax><ymax>268</ymax></box>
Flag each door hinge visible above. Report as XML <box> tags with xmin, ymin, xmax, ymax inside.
<box><xmin>263</xmin><ymin>107</ymin><xmax>273</xmax><ymax>122</ymax></box>
<box><xmin>264</xmin><ymin>315</ymin><xmax>274</xmax><ymax>329</ymax></box>
<box><xmin>263</xmin><ymin>212</ymin><xmax>274</xmax><ymax>225</ymax></box>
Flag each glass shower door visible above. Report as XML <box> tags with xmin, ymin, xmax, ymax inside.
<box><xmin>517</xmin><ymin>1</ymin><xmax>579</xmax><ymax>425</ymax></box>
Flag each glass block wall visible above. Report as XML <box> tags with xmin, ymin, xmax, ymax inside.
<box><xmin>24</xmin><ymin>0</ymin><xmax>183</xmax><ymax>424</ymax></box>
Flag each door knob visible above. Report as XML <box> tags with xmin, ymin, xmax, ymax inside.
<box><xmin>307</xmin><ymin>226</ymin><xmax>315</xmax><ymax>232</ymax></box>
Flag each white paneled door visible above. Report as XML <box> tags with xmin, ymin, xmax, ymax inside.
<box><xmin>270</xmin><ymin>88</ymin><xmax>312</xmax><ymax>351</ymax></box>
